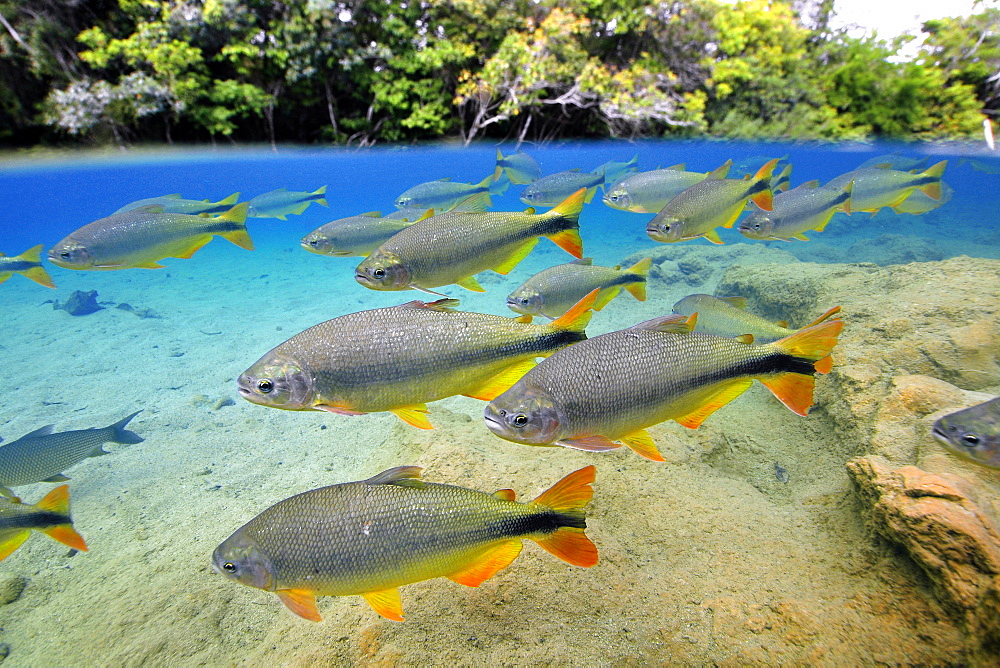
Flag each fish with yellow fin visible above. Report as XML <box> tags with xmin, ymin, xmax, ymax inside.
<box><xmin>301</xmin><ymin>210</ymin><xmax>428</xmax><ymax>257</ymax></box>
<box><xmin>507</xmin><ymin>257</ymin><xmax>651</xmax><ymax>319</ymax></box>
<box><xmin>48</xmin><ymin>204</ymin><xmax>252</xmax><ymax>270</ymax></box>
<box><xmin>671</xmin><ymin>294</ymin><xmax>841</xmax><ymax>344</ymax></box>
<box><xmin>237</xmin><ymin>291</ymin><xmax>595</xmax><ymax>429</ymax></box>
<box><xmin>602</xmin><ymin>163</ymin><xmax>720</xmax><ymax>213</ymax></box>
<box><xmin>646</xmin><ymin>158</ymin><xmax>779</xmax><ymax>244</ymax></box>
<box><xmin>394</xmin><ymin>174</ymin><xmax>505</xmax><ymax>210</ymax></box>
<box><xmin>356</xmin><ymin>189</ymin><xmax>584</xmax><ymax>294</ymax></box>
<box><xmin>824</xmin><ymin>161</ymin><xmax>947</xmax><ymax>213</ymax></box>
<box><xmin>495</xmin><ymin>149</ymin><xmax>542</xmax><ymax>184</ymax></box>
<box><xmin>0</xmin><ymin>485</ymin><xmax>87</xmax><ymax>562</ymax></box>
<box><xmin>213</xmin><ymin>465</ymin><xmax>597</xmax><ymax>622</ymax></box>
<box><xmin>738</xmin><ymin>180</ymin><xmax>852</xmax><ymax>242</ymax></box>
<box><xmin>0</xmin><ymin>245</ymin><xmax>55</xmax><ymax>288</ymax></box>
<box><xmin>114</xmin><ymin>192</ymin><xmax>240</xmax><ymax>215</ymax></box>
<box><xmin>247</xmin><ymin>186</ymin><xmax>327</xmax><ymax>219</ymax></box>
<box><xmin>485</xmin><ymin>313</ymin><xmax>843</xmax><ymax>461</ymax></box>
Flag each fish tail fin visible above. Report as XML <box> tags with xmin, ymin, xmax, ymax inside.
<box><xmin>763</xmin><ymin>318</ymin><xmax>845</xmax><ymax>415</ymax></box>
<box><xmin>216</xmin><ymin>203</ymin><xmax>254</xmax><ymax>250</ymax></box>
<box><xmin>0</xmin><ymin>531</ymin><xmax>31</xmax><ymax>562</ymax></box>
<box><xmin>623</xmin><ymin>257</ymin><xmax>652</xmax><ymax>301</ymax></box>
<box><xmin>21</xmin><ymin>257</ymin><xmax>56</xmax><ymax>289</ymax></box>
<box><xmin>481</xmin><ymin>172</ymin><xmax>508</xmax><ymax>196</ymax></box>
<box><xmin>109</xmin><ymin>410</ymin><xmax>144</xmax><ymax>444</ymax></box>
<box><xmin>918</xmin><ymin>161</ymin><xmax>948</xmax><ymax>200</ymax></box>
<box><xmin>550</xmin><ymin>288</ymin><xmax>596</xmax><ymax>335</ymax></box>
<box><xmin>35</xmin><ymin>485</ymin><xmax>88</xmax><ymax>553</ymax></box>
<box><xmin>749</xmin><ymin>158</ymin><xmax>780</xmax><ymax>211</ymax></box>
<box><xmin>311</xmin><ymin>185</ymin><xmax>328</xmax><ymax>207</ymax></box>
<box><xmin>494</xmin><ymin>148</ymin><xmax>505</xmax><ymax>182</ymax></box>
<box><xmin>16</xmin><ymin>244</ymin><xmax>44</xmax><ymax>264</ymax></box>
<box><xmin>531</xmin><ymin>466</ymin><xmax>598</xmax><ymax>567</ymax></box>
<box><xmin>772</xmin><ymin>317</ymin><xmax>844</xmax><ymax>365</ymax></box>
<box><xmin>217</xmin><ymin>192</ymin><xmax>241</xmax><ymax>206</ymax></box>
<box><xmin>801</xmin><ymin>305</ymin><xmax>842</xmax><ymax>331</ymax></box>
<box><xmin>545</xmin><ymin>189</ymin><xmax>585</xmax><ymax>258</ymax></box>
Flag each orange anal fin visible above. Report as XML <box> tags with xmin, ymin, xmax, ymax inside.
<box><xmin>41</xmin><ymin>524</ymin><xmax>87</xmax><ymax>552</ymax></box>
<box><xmin>446</xmin><ymin>540</ymin><xmax>523</xmax><ymax>587</ymax></box>
<box><xmin>0</xmin><ymin>273</ymin><xmax>9</xmax><ymax>285</ymax></box>
<box><xmin>674</xmin><ymin>379</ymin><xmax>753</xmax><ymax>429</ymax></box>
<box><xmin>390</xmin><ymin>405</ymin><xmax>433</xmax><ymax>430</ymax></box>
<box><xmin>592</xmin><ymin>286</ymin><xmax>621</xmax><ymax>311</ymax></box>
<box><xmin>555</xmin><ymin>435</ymin><xmax>621</xmax><ymax>452</ymax></box>
<box><xmin>173</xmin><ymin>236</ymin><xmax>212</xmax><ymax>260</ymax></box>
<box><xmin>546</xmin><ymin>229</ymin><xmax>584</xmax><ymax>258</ymax></box>
<box><xmin>619</xmin><ymin>429</ymin><xmax>665</xmax><ymax>462</ymax></box>
<box><xmin>362</xmin><ymin>588</ymin><xmax>404</xmax><ymax>621</ymax></box>
<box><xmin>550</xmin><ymin>288</ymin><xmax>597</xmax><ymax>331</ymax></box>
<box><xmin>463</xmin><ymin>359</ymin><xmax>536</xmax><ymax>401</ymax></box>
<box><xmin>920</xmin><ymin>182</ymin><xmax>942</xmax><ymax>200</ymax></box>
<box><xmin>759</xmin><ymin>373</ymin><xmax>816</xmax><ymax>417</ymax></box>
<box><xmin>134</xmin><ymin>262</ymin><xmax>166</xmax><ymax>269</ymax></box>
<box><xmin>0</xmin><ymin>531</ymin><xmax>31</xmax><ymax>562</ymax></box>
<box><xmin>534</xmin><ymin>527</ymin><xmax>598</xmax><ymax>568</ymax></box>
<box><xmin>276</xmin><ymin>588</ymin><xmax>322</xmax><ymax>622</ymax></box>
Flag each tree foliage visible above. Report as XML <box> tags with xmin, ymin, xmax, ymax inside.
<box><xmin>0</xmin><ymin>0</ymin><xmax>992</xmax><ymax>147</ymax></box>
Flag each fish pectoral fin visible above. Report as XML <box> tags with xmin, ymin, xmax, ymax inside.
<box><xmin>446</xmin><ymin>540</ymin><xmax>523</xmax><ymax>587</ymax></box>
<box><xmin>173</xmin><ymin>237</ymin><xmax>212</xmax><ymax>260</ymax></box>
<box><xmin>533</xmin><ymin>527</ymin><xmax>598</xmax><ymax>568</ymax></box>
<box><xmin>41</xmin><ymin>524</ymin><xmax>88</xmax><ymax>552</ymax></box>
<box><xmin>315</xmin><ymin>405</ymin><xmax>367</xmax><ymax>416</ymax></box>
<box><xmin>759</xmin><ymin>373</ymin><xmax>816</xmax><ymax>417</ymax></box>
<box><xmin>42</xmin><ymin>474</ymin><xmax>70</xmax><ymax>483</ymax></box>
<box><xmin>463</xmin><ymin>359</ymin><xmax>536</xmax><ymax>401</ymax></box>
<box><xmin>362</xmin><ymin>588</ymin><xmax>404</xmax><ymax>621</ymax></box>
<box><xmin>703</xmin><ymin>229</ymin><xmax>724</xmax><ymax>245</ymax></box>
<box><xmin>276</xmin><ymin>588</ymin><xmax>322</xmax><ymax>622</ymax></box>
<box><xmin>619</xmin><ymin>429</ymin><xmax>665</xmax><ymax>462</ymax></box>
<box><xmin>674</xmin><ymin>379</ymin><xmax>754</xmax><ymax>429</ymax></box>
<box><xmin>0</xmin><ymin>531</ymin><xmax>31</xmax><ymax>562</ymax></box>
<box><xmin>492</xmin><ymin>239</ymin><xmax>538</xmax><ymax>275</ymax></box>
<box><xmin>455</xmin><ymin>276</ymin><xmax>486</xmax><ymax>292</ymax></box>
<box><xmin>555</xmin><ymin>435</ymin><xmax>622</xmax><ymax>452</ymax></box>
<box><xmin>390</xmin><ymin>405</ymin><xmax>433</xmax><ymax>430</ymax></box>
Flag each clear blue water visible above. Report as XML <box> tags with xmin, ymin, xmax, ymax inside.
<box><xmin>0</xmin><ymin>140</ymin><xmax>997</xmax><ymax>663</ymax></box>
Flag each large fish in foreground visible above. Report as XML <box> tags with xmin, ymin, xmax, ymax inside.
<box><xmin>932</xmin><ymin>396</ymin><xmax>1000</xmax><ymax>469</ymax></box>
<box><xmin>507</xmin><ymin>257</ymin><xmax>651</xmax><ymax>319</ymax></box>
<box><xmin>738</xmin><ymin>180</ymin><xmax>852</xmax><ymax>242</ymax></box>
<box><xmin>355</xmin><ymin>190</ymin><xmax>584</xmax><ymax>294</ymax></box>
<box><xmin>48</xmin><ymin>204</ymin><xmax>252</xmax><ymax>270</ymax></box>
<box><xmin>237</xmin><ymin>293</ymin><xmax>594</xmax><ymax>429</ymax></box>
<box><xmin>247</xmin><ymin>186</ymin><xmax>327</xmax><ymax>219</ymax></box>
<box><xmin>671</xmin><ymin>294</ymin><xmax>841</xmax><ymax>344</ymax></box>
<box><xmin>646</xmin><ymin>158</ymin><xmax>778</xmax><ymax>245</ymax></box>
<box><xmin>824</xmin><ymin>161</ymin><xmax>947</xmax><ymax>213</ymax></box>
<box><xmin>0</xmin><ymin>244</ymin><xmax>55</xmax><ymax>288</ymax></box>
<box><xmin>0</xmin><ymin>411</ymin><xmax>143</xmax><ymax>497</ymax></box>
<box><xmin>0</xmin><ymin>485</ymin><xmax>87</xmax><ymax>562</ymax></box>
<box><xmin>484</xmin><ymin>315</ymin><xmax>843</xmax><ymax>461</ymax></box>
<box><xmin>213</xmin><ymin>465</ymin><xmax>597</xmax><ymax>622</ymax></box>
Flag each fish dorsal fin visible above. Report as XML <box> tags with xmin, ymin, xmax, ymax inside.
<box><xmin>436</xmin><ymin>177</ymin><xmax>452</xmax><ymax>182</ymax></box>
<box><xmin>629</xmin><ymin>313</ymin><xmax>694</xmax><ymax>333</ymax></box>
<box><xmin>569</xmin><ymin>168</ymin><xmax>582</xmax><ymax>172</ymax></box>
<box><xmin>455</xmin><ymin>191</ymin><xmax>491</xmax><ymax>213</ymax></box>
<box><xmin>131</xmin><ymin>204</ymin><xmax>166</xmax><ymax>214</ymax></box>
<box><xmin>398</xmin><ymin>298</ymin><xmax>461</xmax><ymax>311</ymax></box>
<box><xmin>666</xmin><ymin>163</ymin><xmax>686</xmax><ymax>171</ymax></box>
<box><xmin>415</xmin><ymin>209</ymin><xmax>435</xmax><ymax>222</ymax></box>
<box><xmin>493</xmin><ymin>489</ymin><xmax>517</xmax><ymax>501</ymax></box>
<box><xmin>571</xmin><ymin>257</ymin><xmax>593</xmax><ymax>266</ymax></box>
<box><xmin>797</xmin><ymin>180</ymin><xmax>821</xmax><ymax>190</ymax></box>
<box><xmin>706</xmin><ymin>160</ymin><xmax>732</xmax><ymax>180</ymax></box>
<box><xmin>159</xmin><ymin>194</ymin><xmax>183</xmax><ymax>199</ymax></box>
<box><xmin>361</xmin><ymin>211</ymin><xmax>381</xmax><ymax>217</ymax></box>
<box><xmin>718</xmin><ymin>296</ymin><xmax>747</xmax><ymax>309</ymax></box>
<box><xmin>364</xmin><ymin>466</ymin><xmax>424</xmax><ymax>488</ymax></box>
<box><xmin>522</xmin><ymin>206</ymin><xmax>536</xmax><ymax>214</ymax></box>
<box><xmin>20</xmin><ymin>425</ymin><xmax>56</xmax><ymax>439</ymax></box>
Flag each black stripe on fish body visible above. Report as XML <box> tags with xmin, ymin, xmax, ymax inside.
<box><xmin>0</xmin><ymin>509</ymin><xmax>68</xmax><ymax>532</ymax></box>
<box><xmin>688</xmin><ymin>349</ymin><xmax>816</xmax><ymax>389</ymax></box>
<box><xmin>485</xmin><ymin>507</ymin><xmax>585</xmax><ymax>539</ymax></box>
<box><xmin>746</xmin><ymin>178</ymin><xmax>769</xmax><ymax>198</ymax></box>
<box><xmin>201</xmin><ymin>219</ymin><xmax>244</xmax><ymax>235</ymax></box>
<box><xmin>0</xmin><ymin>259</ymin><xmax>38</xmax><ymax>272</ymax></box>
<box><xmin>442</xmin><ymin>326</ymin><xmax>587</xmax><ymax>367</ymax></box>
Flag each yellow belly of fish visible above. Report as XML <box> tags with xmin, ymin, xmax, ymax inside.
<box><xmin>100</xmin><ymin>233</ymin><xmax>214</xmax><ymax>268</ymax></box>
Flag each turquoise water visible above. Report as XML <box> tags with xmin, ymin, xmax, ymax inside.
<box><xmin>0</xmin><ymin>141</ymin><xmax>998</xmax><ymax>663</ymax></box>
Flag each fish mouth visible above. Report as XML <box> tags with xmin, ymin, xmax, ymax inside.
<box><xmin>931</xmin><ymin>424</ymin><xmax>951</xmax><ymax>444</ymax></box>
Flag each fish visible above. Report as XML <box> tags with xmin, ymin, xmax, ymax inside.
<box><xmin>394</xmin><ymin>174</ymin><xmax>505</xmax><ymax>210</ymax></box>
<box><xmin>0</xmin><ymin>485</ymin><xmax>87</xmax><ymax>562</ymax></box>
<box><xmin>113</xmin><ymin>192</ymin><xmax>240</xmax><ymax>216</ymax></box>
<box><xmin>602</xmin><ymin>163</ymin><xmax>718</xmax><ymax>213</ymax></box>
<box><xmin>507</xmin><ymin>257</ymin><xmax>652</xmax><ymax>319</ymax></box>
<box><xmin>212</xmin><ymin>465</ymin><xmax>597</xmax><ymax>622</ymax></box>
<box><xmin>891</xmin><ymin>181</ymin><xmax>954</xmax><ymax>215</ymax></box>
<box><xmin>824</xmin><ymin>161</ymin><xmax>947</xmax><ymax>213</ymax></box>
<box><xmin>771</xmin><ymin>163</ymin><xmax>793</xmax><ymax>193</ymax></box>
<box><xmin>237</xmin><ymin>292</ymin><xmax>594</xmax><ymax>429</ymax></box>
<box><xmin>0</xmin><ymin>411</ymin><xmax>143</xmax><ymax>497</ymax></box>
<box><xmin>646</xmin><ymin>158</ymin><xmax>779</xmax><ymax>244</ymax></box>
<box><xmin>301</xmin><ymin>211</ymin><xmax>428</xmax><ymax>258</ymax></box>
<box><xmin>731</xmin><ymin>154</ymin><xmax>789</xmax><ymax>177</ymax></box>
<box><xmin>521</xmin><ymin>168</ymin><xmax>605</xmax><ymax>206</ymax></box>
<box><xmin>671</xmin><ymin>294</ymin><xmax>842</xmax><ymax>344</ymax></box>
<box><xmin>597</xmin><ymin>155</ymin><xmax>639</xmax><ymax>188</ymax></box>
<box><xmin>355</xmin><ymin>190</ymin><xmax>584</xmax><ymax>294</ymax></box>
<box><xmin>495</xmin><ymin>149</ymin><xmax>542</xmax><ymax>185</ymax></box>
<box><xmin>47</xmin><ymin>203</ymin><xmax>252</xmax><ymax>270</ymax></box>
<box><xmin>0</xmin><ymin>244</ymin><xmax>55</xmax><ymax>288</ymax></box>
<box><xmin>738</xmin><ymin>180</ymin><xmax>852</xmax><ymax>242</ymax></box>
<box><xmin>247</xmin><ymin>187</ymin><xmax>327</xmax><ymax>219</ymax></box>
<box><xmin>484</xmin><ymin>314</ymin><xmax>843</xmax><ymax>462</ymax></box>
<box><xmin>857</xmin><ymin>153</ymin><xmax>929</xmax><ymax>171</ymax></box>
<box><xmin>932</xmin><ymin>396</ymin><xmax>1000</xmax><ymax>469</ymax></box>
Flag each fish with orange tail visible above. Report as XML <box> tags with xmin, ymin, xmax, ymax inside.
<box><xmin>213</xmin><ymin>465</ymin><xmax>598</xmax><ymax>622</ymax></box>
<box><xmin>485</xmin><ymin>314</ymin><xmax>844</xmax><ymax>461</ymax></box>
<box><xmin>0</xmin><ymin>485</ymin><xmax>87</xmax><ymax>561</ymax></box>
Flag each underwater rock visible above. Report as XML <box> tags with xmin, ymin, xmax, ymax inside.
<box><xmin>0</xmin><ymin>576</ymin><xmax>26</xmax><ymax>605</ymax></box>
<box><xmin>115</xmin><ymin>302</ymin><xmax>161</xmax><ymax>319</ymax></box>
<box><xmin>846</xmin><ymin>234</ymin><xmax>945</xmax><ymax>266</ymax></box>
<box><xmin>626</xmin><ymin>242</ymin><xmax>798</xmax><ymax>290</ymax></box>
<box><xmin>847</xmin><ymin>456</ymin><xmax>1000</xmax><ymax>652</ymax></box>
<box><xmin>52</xmin><ymin>290</ymin><xmax>102</xmax><ymax>316</ymax></box>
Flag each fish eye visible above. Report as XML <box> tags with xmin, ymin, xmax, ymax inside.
<box><xmin>610</xmin><ymin>194</ymin><xmax>619</xmax><ymax>202</ymax></box>
<box><xmin>662</xmin><ymin>224</ymin><xmax>671</xmax><ymax>232</ymax></box>
<box><xmin>222</xmin><ymin>562</ymin><xmax>237</xmax><ymax>573</ymax></box>
<box><xmin>372</xmin><ymin>268</ymin><xmax>386</xmax><ymax>279</ymax></box>
<box><xmin>309</xmin><ymin>239</ymin><xmax>319</xmax><ymax>247</ymax></box>
<box><xmin>257</xmin><ymin>379</ymin><xmax>274</xmax><ymax>394</ymax></box>
<box><xmin>753</xmin><ymin>223</ymin><xmax>761</xmax><ymax>230</ymax></box>
<box><xmin>512</xmin><ymin>414</ymin><xmax>528</xmax><ymax>427</ymax></box>
<box><xmin>60</xmin><ymin>251</ymin><xmax>71</xmax><ymax>259</ymax></box>
<box><xmin>520</xmin><ymin>298</ymin><xmax>529</xmax><ymax>305</ymax></box>
<box><xmin>962</xmin><ymin>434</ymin><xmax>981</xmax><ymax>447</ymax></box>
